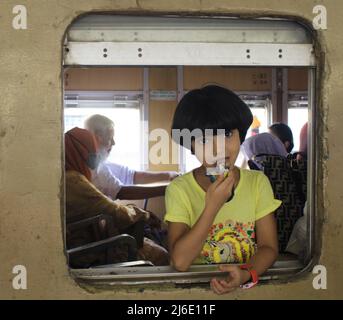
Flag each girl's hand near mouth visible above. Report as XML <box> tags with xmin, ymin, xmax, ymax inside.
<box><xmin>205</xmin><ymin>170</ymin><xmax>235</xmax><ymax>213</ymax></box>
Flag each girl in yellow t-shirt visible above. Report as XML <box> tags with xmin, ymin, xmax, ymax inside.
<box><xmin>165</xmin><ymin>85</ymin><xmax>281</xmax><ymax>294</ymax></box>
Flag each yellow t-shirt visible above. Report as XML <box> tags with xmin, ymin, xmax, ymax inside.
<box><xmin>164</xmin><ymin>168</ymin><xmax>282</xmax><ymax>264</ymax></box>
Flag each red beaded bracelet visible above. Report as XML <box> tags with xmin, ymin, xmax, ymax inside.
<box><xmin>239</xmin><ymin>264</ymin><xmax>259</xmax><ymax>289</ymax></box>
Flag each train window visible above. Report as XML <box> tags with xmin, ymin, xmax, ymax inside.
<box><xmin>64</xmin><ymin>89</ymin><xmax>143</xmax><ymax>170</ymax></box>
<box><xmin>63</xmin><ymin>14</ymin><xmax>316</xmax><ymax>289</ymax></box>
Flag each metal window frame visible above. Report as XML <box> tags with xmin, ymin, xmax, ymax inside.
<box><xmin>288</xmin><ymin>91</ymin><xmax>309</xmax><ymax>108</ymax></box>
<box><xmin>282</xmin><ymin>68</ymin><xmax>289</xmax><ymax>123</ymax></box>
<box><xmin>63</xmin><ymin>14</ymin><xmax>318</xmax><ymax>287</ymax></box>
<box><xmin>177</xmin><ymin>66</ymin><xmax>186</xmax><ymax>173</ymax></box>
<box><xmin>306</xmin><ymin>68</ymin><xmax>316</xmax><ymax>265</ymax></box>
<box><xmin>143</xmin><ymin>68</ymin><xmax>149</xmax><ymax>171</ymax></box>
<box><xmin>70</xmin><ymin>259</ymin><xmax>304</xmax><ymax>287</ymax></box>
<box><xmin>271</xmin><ymin>68</ymin><xmax>278</xmax><ymax>123</ymax></box>
<box><xmin>68</xmin><ymin>15</ymin><xmax>313</xmax><ymax>44</ymax></box>
<box><xmin>64</xmin><ymin>42</ymin><xmax>315</xmax><ymax>67</ymax></box>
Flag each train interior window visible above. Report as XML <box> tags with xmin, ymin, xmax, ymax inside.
<box><xmin>63</xmin><ymin>15</ymin><xmax>316</xmax><ymax>288</ymax></box>
<box><xmin>64</xmin><ymin>89</ymin><xmax>143</xmax><ymax>170</ymax></box>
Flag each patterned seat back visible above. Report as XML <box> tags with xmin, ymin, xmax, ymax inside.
<box><xmin>259</xmin><ymin>155</ymin><xmax>307</xmax><ymax>252</ymax></box>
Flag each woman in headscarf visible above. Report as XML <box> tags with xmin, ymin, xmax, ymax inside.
<box><xmin>65</xmin><ymin>127</ymin><xmax>169</xmax><ymax>267</ymax></box>
<box><xmin>241</xmin><ymin>132</ymin><xmax>288</xmax><ymax>170</ymax></box>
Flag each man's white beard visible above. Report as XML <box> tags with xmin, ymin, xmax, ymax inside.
<box><xmin>99</xmin><ymin>147</ymin><xmax>110</xmax><ymax>164</ymax></box>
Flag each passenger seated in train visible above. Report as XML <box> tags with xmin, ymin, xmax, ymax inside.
<box><xmin>285</xmin><ymin>201</ymin><xmax>307</xmax><ymax>261</ymax></box>
<box><xmin>65</xmin><ymin>127</ymin><xmax>169</xmax><ymax>266</ymax></box>
<box><xmin>165</xmin><ymin>85</ymin><xmax>281</xmax><ymax>293</ymax></box>
<box><xmin>283</xmin><ymin>122</ymin><xmax>308</xmax><ymax>259</ymax></box>
<box><xmin>240</xmin><ymin>132</ymin><xmax>288</xmax><ymax>170</ymax></box>
<box><xmin>269</xmin><ymin>122</ymin><xmax>294</xmax><ymax>154</ymax></box>
<box><xmin>241</xmin><ymin>127</ymin><xmax>307</xmax><ymax>255</ymax></box>
<box><xmin>84</xmin><ymin>114</ymin><xmax>179</xmax><ymax>200</ymax></box>
<box><xmin>241</xmin><ymin>124</ymin><xmax>307</xmax><ymax>255</ymax></box>
<box><xmin>297</xmin><ymin>122</ymin><xmax>308</xmax><ymax>161</ymax></box>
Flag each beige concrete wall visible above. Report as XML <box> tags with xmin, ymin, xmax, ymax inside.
<box><xmin>0</xmin><ymin>0</ymin><xmax>341</xmax><ymax>299</ymax></box>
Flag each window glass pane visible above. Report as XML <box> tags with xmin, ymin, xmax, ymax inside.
<box><xmin>64</xmin><ymin>106</ymin><xmax>142</xmax><ymax>170</ymax></box>
<box><xmin>246</xmin><ymin>107</ymin><xmax>269</xmax><ymax>137</ymax></box>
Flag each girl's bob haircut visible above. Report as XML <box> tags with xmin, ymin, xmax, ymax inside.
<box><xmin>171</xmin><ymin>85</ymin><xmax>253</xmax><ymax>149</ymax></box>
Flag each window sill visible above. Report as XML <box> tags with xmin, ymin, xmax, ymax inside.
<box><xmin>70</xmin><ymin>254</ymin><xmax>305</xmax><ymax>289</ymax></box>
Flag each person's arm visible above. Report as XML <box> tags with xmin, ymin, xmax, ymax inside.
<box><xmin>65</xmin><ymin>171</ymin><xmax>149</xmax><ymax>229</ymax></box>
<box><xmin>168</xmin><ymin>173</ymin><xmax>236</xmax><ymax>271</ymax></box>
<box><xmin>168</xmin><ymin>206</ymin><xmax>217</xmax><ymax>271</ymax></box>
<box><xmin>93</xmin><ymin>165</ymin><xmax>166</xmax><ymax>200</ymax></box>
<box><xmin>210</xmin><ymin>212</ymin><xmax>278</xmax><ymax>294</ymax></box>
<box><xmin>247</xmin><ymin>212</ymin><xmax>279</xmax><ymax>273</ymax></box>
<box><xmin>116</xmin><ymin>185</ymin><xmax>166</xmax><ymax>200</ymax></box>
<box><xmin>211</xmin><ymin>172</ymin><xmax>280</xmax><ymax>294</ymax></box>
<box><xmin>134</xmin><ymin>171</ymin><xmax>179</xmax><ymax>184</ymax></box>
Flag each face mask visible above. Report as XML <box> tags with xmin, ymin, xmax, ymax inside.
<box><xmin>87</xmin><ymin>153</ymin><xmax>101</xmax><ymax>170</ymax></box>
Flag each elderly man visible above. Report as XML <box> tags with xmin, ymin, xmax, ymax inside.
<box><xmin>84</xmin><ymin>114</ymin><xmax>179</xmax><ymax>200</ymax></box>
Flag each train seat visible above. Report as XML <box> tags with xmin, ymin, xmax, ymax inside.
<box><xmin>66</xmin><ymin>214</ymin><xmax>150</xmax><ymax>268</ymax></box>
<box><xmin>249</xmin><ymin>154</ymin><xmax>307</xmax><ymax>253</ymax></box>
